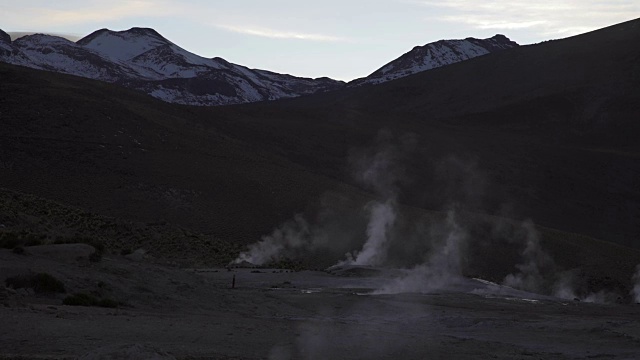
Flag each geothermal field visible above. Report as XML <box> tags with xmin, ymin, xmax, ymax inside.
<box><xmin>2</xmin><ymin>13</ymin><xmax>640</xmax><ymax>360</ymax></box>
<box><xmin>2</xmin><ymin>236</ymin><xmax>640</xmax><ymax>359</ymax></box>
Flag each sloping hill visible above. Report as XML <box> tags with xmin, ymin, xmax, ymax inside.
<box><xmin>196</xmin><ymin>17</ymin><xmax>640</xmax><ymax>248</ymax></box>
<box><xmin>0</xmin><ymin>61</ymin><xmax>368</xmax><ymax>245</ymax></box>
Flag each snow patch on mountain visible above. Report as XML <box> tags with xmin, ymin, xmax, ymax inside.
<box><xmin>0</xmin><ymin>27</ymin><xmax>517</xmax><ymax>105</ymax></box>
<box><xmin>78</xmin><ymin>28</ymin><xmax>168</xmax><ymax>63</ymax></box>
<box><xmin>0</xmin><ymin>27</ymin><xmax>344</xmax><ymax>106</ymax></box>
<box><xmin>350</xmin><ymin>35</ymin><xmax>518</xmax><ymax>86</ymax></box>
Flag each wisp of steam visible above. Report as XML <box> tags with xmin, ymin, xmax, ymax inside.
<box><xmin>340</xmin><ymin>199</ymin><xmax>396</xmax><ymax>266</ymax></box>
<box><xmin>632</xmin><ymin>265</ymin><xmax>640</xmax><ymax>303</ymax></box>
<box><xmin>374</xmin><ymin>209</ymin><xmax>467</xmax><ymax>294</ymax></box>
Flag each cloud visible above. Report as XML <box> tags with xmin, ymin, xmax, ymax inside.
<box><xmin>216</xmin><ymin>24</ymin><xmax>348</xmax><ymax>42</ymax></box>
<box><xmin>0</xmin><ymin>1</ymin><xmax>180</xmax><ymax>28</ymax></box>
<box><xmin>413</xmin><ymin>0</ymin><xmax>640</xmax><ymax>40</ymax></box>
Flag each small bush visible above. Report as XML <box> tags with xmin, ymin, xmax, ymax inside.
<box><xmin>24</xmin><ymin>235</ymin><xmax>44</xmax><ymax>247</ymax></box>
<box><xmin>5</xmin><ymin>275</ymin><xmax>30</xmax><ymax>290</ymax></box>
<box><xmin>265</xmin><ymin>258</ymin><xmax>306</xmax><ymax>272</ymax></box>
<box><xmin>63</xmin><ymin>293</ymin><xmax>97</xmax><ymax>306</ymax></box>
<box><xmin>63</xmin><ymin>293</ymin><xmax>119</xmax><ymax>308</ymax></box>
<box><xmin>12</xmin><ymin>246</ymin><xmax>25</xmax><ymax>255</ymax></box>
<box><xmin>0</xmin><ymin>232</ymin><xmax>20</xmax><ymax>249</ymax></box>
<box><xmin>33</xmin><ymin>273</ymin><xmax>66</xmax><ymax>293</ymax></box>
<box><xmin>0</xmin><ymin>231</ymin><xmax>46</xmax><ymax>249</ymax></box>
<box><xmin>89</xmin><ymin>250</ymin><xmax>102</xmax><ymax>262</ymax></box>
<box><xmin>5</xmin><ymin>273</ymin><xmax>65</xmax><ymax>293</ymax></box>
<box><xmin>97</xmin><ymin>298</ymin><xmax>119</xmax><ymax>308</ymax></box>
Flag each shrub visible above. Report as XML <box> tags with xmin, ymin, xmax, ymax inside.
<box><xmin>63</xmin><ymin>293</ymin><xmax>119</xmax><ymax>308</ymax></box>
<box><xmin>24</xmin><ymin>235</ymin><xmax>44</xmax><ymax>247</ymax></box>
<box><xmin>265</xmin><ymin>258</ymin><xmax>306</xmax><ymax>272</ymax></box>
<box><xmin>5</xmin><ymin>275</ymin><xmax>30</xmax><ymax>290</ymax></box>
<box><xmin>12</xmin><ymin>246</ymin><xmax>25</xmax><ymax>255</ymax></box>
<box><xmin>63</xmin><ymin>293</ymin><xmax>97</xmax><ymax>306</ymax></box>
<box><xmin>89</xmin><ymin>250</ymin><xmax>102</xmax><ymax>262</ymax></box>
<box><xmin>32</xmin><ymin>273</ymin><xmax>66</xmax><ymax>293</ymax></box>
<box><xmin>0</xmin><ymin>232</ymin><xmax>45</xmax><ymax>248</ymax></box>
<box><xmin>97</xmin><ymin>298</ymin><xmax>119</xmax><ymax>308</ymax></box>
<box><xmin>0</xmin><ymin>232</ymin><xmax>20</xmax><ymax>249</ymax></box>
<box><xmin>5</xmin><ymin>273</ymin><xmax>65</xmax><ymax>293</ymax></box>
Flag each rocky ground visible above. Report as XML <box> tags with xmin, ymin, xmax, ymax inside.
<box><xmin>2</xmin><ymin>245</ymin><xmax>640</xmax><ymax>359</ymax></box>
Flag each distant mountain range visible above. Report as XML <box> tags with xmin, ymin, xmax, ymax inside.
<box><xmin>0</xmin><ymin>27</ymin><xmax>518</xmax><ymax>106</ymax></box>
<box><xmin>349</xmin><ymin>34</ymin><xmax>518</xmax><ymax>86</ymax></box>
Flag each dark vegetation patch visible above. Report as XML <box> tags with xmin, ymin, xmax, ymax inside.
<box><xmin>5</xmin><ymin>273</ymin><xmax>66</xmax><ymax>293</ymax></box>
<box><xmin>63</xmin><ymin>293</ymin><xmax>120</xmax><ymax>308</ymax></box>
<box><xmin>263</xmin><ymin>258</ymin><xmax>306</xmax><ymax>272</ymax></box>
<box><xmin>0</xmin><ymin>188</ymin><xmax>242</xmax><ymax>266</ymax></box>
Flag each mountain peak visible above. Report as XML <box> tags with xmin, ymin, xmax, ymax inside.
<box><xmin>78</xmin><ymin>27</ymin><xmax>167</xmax><ymax>45</ymax></box>
<box><xmin>77</xmin><ymin>27</ymin><xmax>171</xmax><ymax>62</ymax></box>
<box><xmin>76</xmin><ymin>28</ymin><xmax>110</xmax><ymax>45</ymax></box>
<box><xmin>350</xmin><ymin>35</ymin><xmax>519</xmax><ymax>86</ymax></box>
<box><xmin>124</xmin><ymin>27</ymin><xmax>165</xmax><ymax>38</ymax></box>
<box><xmin>0</xmin><ymin>29</ymin><xmax>11</xmax><ymax>44</ymax></box>
<box><xmin>13</xmin><ymin>33</ymin><xmax>76</xmax><ymax>47</ymax></box>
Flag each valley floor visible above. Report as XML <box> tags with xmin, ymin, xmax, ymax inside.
<box><xmin>2</xmin><ymin>247</ymin><xmax>640</xmax><ymax>359</ymax></box>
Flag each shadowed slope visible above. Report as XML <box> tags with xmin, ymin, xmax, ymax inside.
<box><xmin>0</xmin><ymin>62</ymin><xmax>366</xmax><ymax>244</ymax></box>
<box><xmin>199</xmin><ymin>18</ymin><xmax>640</xmax><ymax>248</ymax></box>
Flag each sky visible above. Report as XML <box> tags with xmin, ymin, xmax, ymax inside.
<box><xmin>1</xmin><ymin>1</ymin><xmax>639</xmax><ymax>81</ymax></box>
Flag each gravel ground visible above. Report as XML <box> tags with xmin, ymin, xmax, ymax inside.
<box><xmin>2</xmin><ymin>247</ymin><xmax>640</xmax><ymax>359</ymax></box>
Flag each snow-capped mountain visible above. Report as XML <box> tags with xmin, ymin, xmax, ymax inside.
<box><xmin>350</xmin><ymin>35</ymin><xmax>518</xmax><ymax>86</ymax></box>
<box><xmin>0</xmin><ymin>27</ymin><xmax>519</xmax><ymax>105</ymax></box>
<box><xmin>0</xmin><ymin>27</ymin><xmax>345</xmax><ymax>106</ymax></box>
<box><xmin>0</xmin><ymin>29</ymin><xmax>11</xmax><ymax>44</ymax></box>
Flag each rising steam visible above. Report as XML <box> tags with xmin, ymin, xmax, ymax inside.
<box><xmin>235</xmin><ymin>130</ymin><xmax>415</xmax><ymax>267</ymax></box>
<box><xmin>233</xmin><ymin>214</ymin><xmax>312</xmax><ymax>265</ymax></box>
<box><xmin>375</xmin><ymin>209</ymin><xmax>467</xmax><ymax>294</ymax></box>
<box><xmin>342</xmin><ymin>199</ymin><xmax>397</xmax><ymax>266</ymax></box>
<box><xmin>335</xmin><ymin>131</ymin><xmax>414</xmax><ymax>266</ymax></box>
<box><xmin>503</xmin><ymin>220</ymin><xmax>553</xmax><ymax>293</ymax></box>
<box><xmin>632</xmin><ymin>265</ymin><xmax>640</xmax><ymax>303</ymax></box>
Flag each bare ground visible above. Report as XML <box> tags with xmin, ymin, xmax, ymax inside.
<box><xmin>1</xmin><ymin>246</ymin><xmax>640</xmax><ymax>360</ymax></box>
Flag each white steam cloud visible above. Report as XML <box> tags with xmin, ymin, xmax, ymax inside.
<box><xmin>233</xmin><ymin>214</ymin><xmax>314</xmax><ymax>265</ymax></box>
<box><xmin>375</xmin><ymin>209</ymin><xmax>467</xmax><ymax>294</ymax></box>
<box><xmin>551</xmin><ymin>271</ymin><xmax>578</xmax><ymax>300</ymax></box>
<box><xmin>503</xmin><ymin>220</ymin><xmax>553</xmax><ymax>293</ymax></box>
<box><xmin>342</xmin><ymin>199</ymin><xmax>397</xmax><ymax>266</ymax></box>
<box><xmin>234</xmin><ymin>130</ymin><xmax>413</xmax><ymax>266</ymax></box>
<box><xmin>631</xmin><ymin>265</ymin><xmax>640</xmax><ymax>303</ymax></box>
<box><xmin>335</xmin><ymin>131</ymin><xmax>414</xmax><ymax>267</ymax></box>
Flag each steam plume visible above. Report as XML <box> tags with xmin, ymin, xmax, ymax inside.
<box><xmin>336</xmin><ymin>131</ymin><xmax>415</xmax><ymax>267</ymax></box>
<box><xmin>375</xmin><ymin>209</ymin><xmax>467</xmax><ymax>294</ymax></box>
<box><xmin>343</xmin><ymin>199</ymin><xmax>397</xmax><ymax>266</ymax></box>
<box><xmin>233</xmin><ymin>214</ymin><xmax>312</xmax><ymax>265</ymax></box>
<box><xmin>503</xmin><ymin>220</ymin><xmax>553</xmax><ymax>293</ymax></box>
<box><xmin>632</xmin><ymin>265</ymin><xmax>640</xmax><ymax>303</ymax></box>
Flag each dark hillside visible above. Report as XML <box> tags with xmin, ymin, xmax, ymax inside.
<box><xmin>0</xmin><ymin>63</ymin><xmax>367</xmax><ymax>244</ymax></box>
<box><xmin>1</xmin><ymin>18</ymin><xmax>639</xmax><ymax>256</ymax></box>
<box><xmin>199</xmin><ymin>18</ymin><xmax>640</xmax><ymax>247</ymax></box>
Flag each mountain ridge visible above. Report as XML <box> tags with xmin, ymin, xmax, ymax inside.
<box><xmin>0</xmin><ymin>27</ymin><xmax>346</xmax><ymax>106</ymax></box>
<box><xmin>349</xmin><ymin>34</ymin><xmax>518</xmax><ymax>86</ymax></box>
<box><xmin>0</xmin><ymin>27</ymin><xmax>518</xmax><ymax>105</ymax></box>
